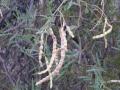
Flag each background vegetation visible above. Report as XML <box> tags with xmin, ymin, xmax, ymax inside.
<box><xmin>0</xmin><ymin>0</ymin><xmax>120</xmax><ymax>90</ymax></box>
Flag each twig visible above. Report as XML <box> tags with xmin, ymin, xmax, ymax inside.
<box><xmin>29</xmin><ymin>0</ymin><xmax>34</xmax><ymax>12</ymax></box>
<box><xmin>4</xmin><ymin>21</ymin><xmax>25</xmax><ymax>33</ymax></box>
<box><xmin>0</xmin><ymin>55</ymin><xmax>15</xmax><ymax>86</ymax></box>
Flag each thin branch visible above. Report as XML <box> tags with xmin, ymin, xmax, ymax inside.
<box><xmin>0</xmin><ymin>55</ymin><xmax>15</xmax><ymax>86</ymax></box>
<box><xmin>4</xmin><ymin>21</ymin><xmax>25</xmax><ymax>33</ymax></box>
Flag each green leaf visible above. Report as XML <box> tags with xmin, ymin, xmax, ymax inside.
<box><xmin>67</xmin><ymin>0</ymin><xmax>73</xmax><ymax>10</ymax></box>
<box><xmin>85</xmin><ymin>7</ymin><xmax>89</xmax><ymax>14</ymax></box>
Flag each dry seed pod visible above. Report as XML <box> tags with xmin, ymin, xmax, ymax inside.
<box><xmin>36</xmin><ymin>23</ymin><xmax>68</xmax><ymax>85</ymax></box>
<box><xmin>92</xmin><ymin>18</ymin><xmax>112</xmax><ymax>48</ymax></box>
<box><xmin>93</xmin><ymin>18</ymin><xmax>112</xmax><ymax>39</ymax></box>
<box><xmin>37</xmin><ymin>28</ymin><xmax>58</xmax><ymax>75</ymax></box>
<box><xmin>39</xmin><ymin>33</ymin><xmax>44</xmax><ymax>67</ymax></box>
<box><xmin>0</xmin><ymin>9</ymin><xmax>3</xmax><ymax>18</ymax></box>
<box><xmin>66</xmin><ymin>26</ymin><xmax>74</xmax><ymax>38</ymax></box>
